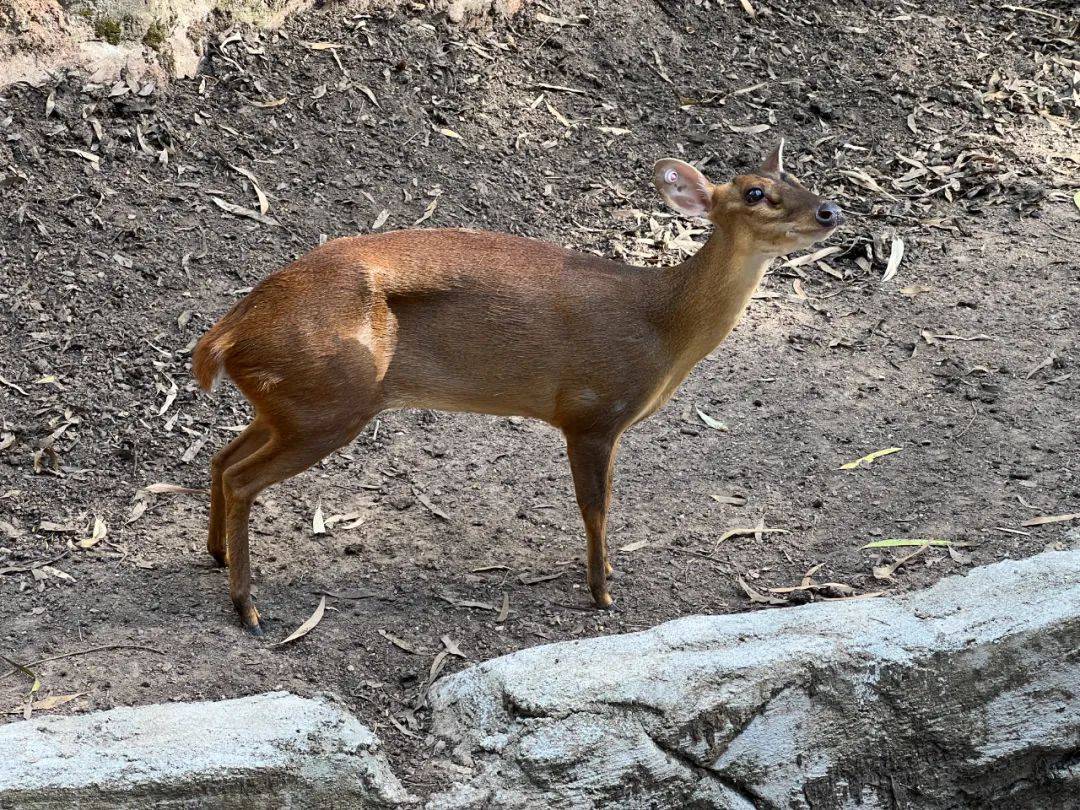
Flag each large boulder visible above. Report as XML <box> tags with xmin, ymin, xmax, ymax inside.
<box><xmin>0</xmin><ymin>690</ymin><xmax>413</xmax><ymax>808</ymax></box>
<box><xmin>427</xmin><ymin>550</ymin><xmax>1080</xmax><ymax>809</ymax></box>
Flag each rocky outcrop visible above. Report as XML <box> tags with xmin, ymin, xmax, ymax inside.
<box><xmin>426</xmin><ymin>550</ymin><xmax>1080</xmax><ymax>808</ymax></box>
<box><xmin>1</xmin><ymin>552</ymin><xmax>1076</xmax><ymax>808</ymax></box>
<box><xmin>0</xmin><ymin>691</ymin><xmax>413</xmax><ymax>807</ymax></box>
<box><xmin>0</xmin><ymin>0</ymin><xmax>523</xmax><ymax>88</ymax></box>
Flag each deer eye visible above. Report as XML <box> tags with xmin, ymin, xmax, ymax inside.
<box><xmin>745</xmin><ymin>187</ymin><xmax>765</xmax><ymax>205</ymax></box>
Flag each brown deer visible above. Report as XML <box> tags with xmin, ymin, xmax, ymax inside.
<box><xmin>193</xmin><ymin>141</ymin><xmax>843</xmax><ymax>634</ymax></box>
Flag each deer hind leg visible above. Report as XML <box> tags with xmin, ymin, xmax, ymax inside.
<box><xmin>565</xmin><ymin>430</ymin><xmax>623</xmax><ymax>609</ymax></box>
<box><xmin>221</xmin><ymin>417</ymin><xmax>370</xmax><ymax>634</ymax></box>
<box><xmin>207</xmin><ymin>420</ymin><xmax>270</xmax><ymax>567</ymax></box>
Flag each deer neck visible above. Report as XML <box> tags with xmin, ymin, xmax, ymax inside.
<box><xmin>657</xmin><ymin>225</ymin><xmax>772</xmax><ymax>365</ymax></box>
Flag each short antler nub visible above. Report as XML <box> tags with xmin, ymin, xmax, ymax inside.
<box><xmin>758</xmin><ymin>138</ymin><xmax>785</xmax><ymax>175</ymax></box>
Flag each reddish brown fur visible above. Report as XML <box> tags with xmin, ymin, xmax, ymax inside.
<box><xmin>194</xmin><ymin>143</ymin><xmax>842</xmax><ymax>633</ymax></box>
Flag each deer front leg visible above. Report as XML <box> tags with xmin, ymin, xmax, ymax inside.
<box><xmin>565</xmin><ymin>430</ymin><xmax>622</xmax><ymax>608</ymax></box>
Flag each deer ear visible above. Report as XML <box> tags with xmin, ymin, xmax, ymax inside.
<box><xmin>758</xmin><ymin>139</ymin><xmax>785</xmax><ymax>175</ymax></box>
<box><xmin>653</xmin><ymin>159</ymin><xmax>715</xmax><ymax>218</ymax></box>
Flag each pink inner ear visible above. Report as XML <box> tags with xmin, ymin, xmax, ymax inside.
<box><xmin>669</xmin><ymin>177</ymin><xmax>710</xmax><ymax>216</ymax></box>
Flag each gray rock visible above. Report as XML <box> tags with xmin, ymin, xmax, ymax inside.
<box><xmin>427</xmin><ymin>551</ymin><xmax>1080</xmax><ymax>809</ymax></box>
<box><xmin>0</xmin><ymin>690</ymin><xmax>414</xmax><ymax>808</ymax></box>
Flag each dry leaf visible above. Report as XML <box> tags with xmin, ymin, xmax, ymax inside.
<box><xmin>900</xmin><ymin>285</ymin><xmax>931</xmax><ymax>298</ymax></box>
<box><xmin>414</xmin><ymin>199</ymin><xmax>438</xmax><ymax>226</ymax></box>
<box><xmin>158</xmin><ymin>380</ymin><xmax>178</xmax><ymax>416</ymax></box>
<box><xmin>211</xmin><ymin>197</ymin><xmax>280</xmax><ymax>227</ymax></box>
<box><xmin>250</xmin><ymin>97</ymin><xmax>289</xmax><ymax>108</ymax></box>
<box><xmin>358</xmin><ymin>86</ymin><xmax>380</xmax><ymax>108</ymax></box>
<box><xmin>40</xmin><ymin>565</ymin><xmax>75</xmax><ymax>583</ymax></box>
<box><xmin>618</xmin><ymin>539</ymin><xmax>650</xmax><ymax>552</ymax></box>
<box><xmin>535</xmin><ymin>11</ymin><xmax>578</xmax><ymax>26</ymax></box>
<box><xmin>62</xmin><ymin>148</ymin><xmax>100</xmax><ymax>167</ymax></box>
<box><xmin>840</xmin><ymin>447</ymin><xmax>902</xmax><ymax>470</ymax></box>
<box><xmin>312</xmin><ymin>503</ymin><xmax>326</xmax><ymax>535</ymax></box>
<box><xmin>924</xmin><ymin>332</ymin><xmax>998</xmax><ymax>343</ymax></box>
<box><xmin>275</xmin><ymin>597</ymin><xmax>326</xmax><ymax>646</ymax></box>
<box><xmin>873</xmin><ymin>543</ymin><xmax>928</xmax><ymax>580</ymax></box>
<box><xmin>126</xmin><ymin>499</ymin><xmax>149</xmax><ymax>525</ymax></box>
<box><xmin>695</xmin><ymin>406</ymin><xmax>727</xmax><ymax>431</ymax></box>
<box><xmin>417</xmin><ymin>493</ymin><xmax>449</xmax><ymax>521</ymax></box>
<box><xmin>545</xmin><ymin>101</ymin><xmax>570</xmax><ymax>127</ymax></box>
<box><xmin>784</xmin><ymin>246</ymin><xmax>842</xmax><ymax>268</ymax></box>
<box><xmin>862</xmin><ymin>538</ymin><xmax>953</xmax><ymax>549</ymax></box>
<box><xmin>728</xmin><ymin>123</ymin><xmax>771</xmax><ymax>134</ymax></box>
<box><xmin>948</xmin><ymin>545</ymin><xmax>973</xmax><ymax>564</ymax></box>
<box><xmin>737</xmin><ymin>576</ymin><xmax>787</xmax><ymax>605</ymax></box>
<box><xmin>7</xmin><ymin>692</ymin><xmax>83</xmax><ymax>715</ymax></box>
<box><xmin>739</xmin><ymin>0</ymin><xmax>757</xmax><ymax>16</ymax></box>
<box><xmin>325</xmin><ymin>509</ymin><xmax>369</xmax><ymax>529</ymax></box>
<box><xmin>437</xmin><ymin>127</ymin><xmax>462</xmax><ymax>140</ymax></box>
<box><xmin>229</xmin><ymin>165</ymin><xmax>270</xmax><ymax>215</ymax></box>
<box><xmin>181</xmin><ymin>435</ymin><xmax>208</xmax><ymax>463</ymax></box>
<box><xmin>77</xmin><ymin>517</ymin><xmax>107</xmax><ymax>549</ymax></box>
<box><xmin>882</xmin><ymin>236</ymin><xmax>904</xmax><ymax>282</ymax></box>
<box><xmin>496</xmin><ymin>592</ymin><xmax>509</xmax><ymax>623</ymax></box>
<box><xmin>138</xmin><ymin>482</ymin><xmax>206</xmax><ymax>497</ymax></box>
<box><xmin>715</xmin><ymin>525</ymin><xmax>787</xmax><ymax>549</ymax></box>
<box><xmin>519</xmin><ymin>571</ymin><xmax>563</xmax><ymax>585</ymax></box>
<box><xmin>378</xmin><ymin>629</ymin><xmax>422</xmax><ymax>654</ymax></box>
<box><xmin>711</xmin><ymin>494</ymin><xmax>747</xmax><ymax>507</ymax></box>
<box><xmin>1021</xmin><ymin>513</ymin><xmax>1079</xmax><ymax>527</ymax></box>
<box><xmin>371</xmin><ymin>209</ymin><xmax>390</xmax><ymax>230</ymax></box>
<box><xmin>1026</xmin><ymin>353</ymin><xmax>1056</xmax><ymax>379</ymax></box>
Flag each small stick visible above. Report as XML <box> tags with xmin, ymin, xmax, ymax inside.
<box><xmin>0</xmin><ymin>644</ymin><xmax>167</xmax><ymax>683</ymax></box>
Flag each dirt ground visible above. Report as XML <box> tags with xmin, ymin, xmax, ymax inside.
<box><xmin>1</xmin><ymin>0</ymin><xmax>1077</xmax><ymax>793</ymax></box>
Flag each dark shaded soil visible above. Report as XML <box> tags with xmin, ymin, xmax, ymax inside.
<box><xmin>1</xmin><ymin>0</ymin><xmax>1077</xmax><ymax>793</ymax></box>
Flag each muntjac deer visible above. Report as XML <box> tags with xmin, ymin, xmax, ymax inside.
<box><xmin>193</xmin><ymin>141</ymin><xmax>843</xmax><ymax>634</ymax></box>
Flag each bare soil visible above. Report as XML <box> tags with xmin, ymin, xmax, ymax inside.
<box><xmin>1</xmin><ymin>0</ymin><xmax>1077</xmax><ymax>793</ymax></box>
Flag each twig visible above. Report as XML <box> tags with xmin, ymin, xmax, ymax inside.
<box><xmin>1000</xmin><ymin>4</ymin><xmax>1064</xmax><ymax>22</ymax></box>
<box><xmin>0</xmin><ymin>644</ymin><xmax>167</xmax><ymax>683</ymax></box>
<box><xmin>953</xmin><ymin>403</ymin><xmax>979</xmax><ymax>441</ymax></box>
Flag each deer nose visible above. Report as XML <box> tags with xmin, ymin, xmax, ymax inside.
<box><xmin>816</xmin><ymin>201</ymin><xmax>843</xmax><ymax>228</ymax></box>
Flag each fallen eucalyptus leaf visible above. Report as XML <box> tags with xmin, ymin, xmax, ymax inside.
<box><xmin>872</xmin><ymin>543</ymin><xmax>929</xmax><ymax>580</ymax></box>
<box><xmin>211</xmin><ymin>196</ymin><xmax>279</xmax><ymax>227</ymax></box>
<box><xmin>229</xmin><ymin>164</ymin><xmax>270</xmax><ymax>215</ymax></box>
<box><xmin>862</xmin><ymin>538</ymin><xmax>953</xmax><ymax>549</ymax></box>
<box><xmin>618</xmin><ymin>539</ymin><xmax>650</xmax><ymax>552</ymax></box>
<box><xmin>882</xmin><ymin>236</ymin><xmax>904</xmax><ymax>282</ymax></box>
<box><xmin>695</xmin><ymin>406</ymin><xmax>728</xmax><ymax>431</ymax></box>
<box><xmin>1021</xmin><ymin>513</ymin><xmax>1079</xmax><ymax>527</ymax></box>
<box><xmin>840</xmin><ymin>447</ymin><xmax>902</xmax><ymax>470</ymax></box>
<box><xmin>77</xmin><ymin>517</ymin><xmax>107</xmax><ymax>549</ymax></box>
<box><xmin>275</xmin><ymin>597</ymin><xmax>326</xmax><ymax>646</ymax></box>
<box><xmin>737</xmin><ymin>576</ymin><xmax>787</xmax><ymax>605</ymax></box>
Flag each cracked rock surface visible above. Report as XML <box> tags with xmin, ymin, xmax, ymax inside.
<box><xmin>426</xmin><ymin>550</ymin><xmax>1080</xmax><ymax>809</ymax></box>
